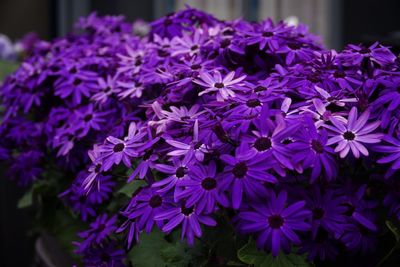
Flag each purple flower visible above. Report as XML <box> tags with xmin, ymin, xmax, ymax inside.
<box><xmin>176</xmin><ymin>161</ymin><xmax>228</xmax><ymax>213</ymax></box>
<box><xmin>374</xmin><ymin>135</ymin><xmax>400</xmax><ymax>177</ymax></box>
<box><xmin>325</xmin><ymin>107</ymin><xmax>382</xmax><ymax>158</ymax></box>
<box><xmin>291</xmin><ymin>120</ymin><xmax>337</xmax><ymax>181</ymax></box>
<box><xmin>236</xmin><ymin>191</ymin><xmax>311</xmax><ymax>256</ymax></box>
<box><xmin>220</xmin><ymin>144</ymin><xmax>277</xmax><ymax>209</ymax></box>
<box><xmin>154</xmin><ymin>202</ymin><xmax>217</xmax><ymax>245</ymax></box>
<box><xmin>77</xmin><ymin>213</ymin><xmax>117</xmax><ymax>252</ymax></box>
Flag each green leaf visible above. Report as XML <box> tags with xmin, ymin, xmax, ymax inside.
<box><xmin>386</xmin><ymin>220</ymin><xmax>400</xmax><ymax>242</ymax></box>
<box><xmin>0</xmin><ymin>60</ymin><xmax>18</xmax><ymax>81</ymax></box>
<box><xmin>128</xmin><ymin>229</ymin><xmax>169</xmax><ymax>267</ymax></box>
<box><xmin>160</xmin><ymin>238</ymin><xmax>203</xmax><ymax>266</ymax></box>
<box><xmin>118</xmin><ymin>179</ymin><xmax>146</xmax><ymax>197</ymax></box>
<box><xmin>238</xmin><ymin>240</ymin><xmax>311</xmax><ymax>267</ymax></box>
<box><xmin>17</xmin><ymin>189</ymin><xmax>33</xmax><ymax>208</ymax></box>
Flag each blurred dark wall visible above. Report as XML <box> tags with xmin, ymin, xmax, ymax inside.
<box><xmin>343</xmin><ymin>0</ymin><xmax>400</xmax><ymax>51</ymax></box>
<box><xmin>91</xmin><ymin>0</ymin><xmax>154</xmax><ymax>21</ymax></box>
<box><xmin>0</xmin><ymin>0</ymin><xmax>52</xmax><ymax>39</ymax></box>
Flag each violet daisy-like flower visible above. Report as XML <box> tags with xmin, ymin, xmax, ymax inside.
<box><xmin>325</xmin><ymin>107</ymin><xmax>382</xmax><ymax>158</ymax></box>
<box><xmin>120</xmin><ymin>187</ymin><xmax>172</xmax><ymax>233</ymax></box>
<box><xmin>81</xmin><ymin>241</ymin><xmax>127</xmax><ymax>267</ymax></box>
<box><xmin>98</xmin><ymin>123</ymin><xmax>146</xmax><ymax>170</ymax></box>
<box><xmin>194</xmin><ymin>70</ymin><xmax>246</xmax><ymax>101</ymax></box>
<box><xmin>176</xmin><ymin>161</ymin><xmax>228</xmax><ymax>213</ymax></box>
<box><xmin>220</xmin><ymin>144</ymin><xmax>277</xmax><ymax>209</ymax></box>
<box><xmin>374</xmin><ymin>135</ymin><xmax>400</xmax><ymax>177</ymax></box>
<box><xmin>304</xmin><ymin>187</ymin><xmax>347</xmax><ymax>238</ymax></box>
<box><xmin>236</xmin><ymin>191</ymin><xmax>311</xmax><ymax>256</ymax></box>
<box><xmin>154</xmin><ymin>202</ymin><xmax>217</xmax><ymax>245</ymax></box>
<box><xmin>77</xmin><ymin>214</ymin><xmax>117</xmax><ymax>252</ymax></box>
<box><xmin>151</xmin><ymin>155</ymin><xmax>192</xmax><ymax>199</ymax></box>
<box><xmin>291</xmin><ymin>121</ymin><xmax>337</xmax><ymax>181</ymax></box>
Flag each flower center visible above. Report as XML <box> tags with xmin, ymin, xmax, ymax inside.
<box><xmin>262</xmin><ymin>31</ymin><xmax>274</xmax><ymax>37</ymax></box>
<box><xmin>311</xmin><ymin>139</ymin><xmax>324</xmax><ymax>154</ymax></box>
<box><xmin>113</xmin><ymin>143</ymin><xmax>125</xmax><ymax>152</ymax></box>
<box><xmin>149</xmin><ymin>195</ymin><xmax>163</xmax><ymax>208</ymax></box>
<box><xmin>254</xmin><ymin>85</ymin><xmax>267</xmax><ymax>92</ymax></box>
<box><xmin>254</xmin><ymin>137</ymin><xmax>272</xmax><ymax>151</ymax></box>
<box><xmin>220</xmin><ymin>39</ymin><xmax>231</xmax><ymax>48</ymax></box>
<box><xmin>175</xmin><ymin>166</ymin><xmax>187</xmax><ymax>178</ymax></box>
<box><xmin>94</xmin><ymin>163</ymin><xmax>102</xmax><ymax>173</ymax></box>
<box><xmin>343</xmin><ymin>131</ymin><xmax>355</xmax><ymax>141</ymax></box>
<box><xmin>84</xmin><ymin>114</ymin><xmax>93</xmax><ymax>122</ymax></box>
<box><xmin>288</xmin><ymin>43</ymin><xmax>301</xmax><ymax>50</ymax></box>
<box><xmin>268</xmin><ymin>214</ymin><xmax>284</xmax><ymax>229</ymax></box>
<box><xmin>246</xmin><ymin>99</ymin><xmax>261</xmax><ymax>107</ymax></box>
<box><xmin>201</xmin><ymin>177</ymin><xmax>217</xmax><ymax>190</ymax></box>
<box><xmin>343</xmin><ymin>203</ymin><xmax>355</xmax><ymax>216</ymax></box>
<box><xmin>190</xmin><ymin>45</ymin><xmax>199</xmax><ymax>51</ymax></box>
<box><xmin>73</xmin><ymin>79</ymin><xmax>82</xmax><ymax>86</ymax></box>
<box><xmin>191</xmin><ymin>64</ymin><xmax>201</xmax><ymax>70</ymax></box>
<box><xmin>333</xmin><ymin>70</ymin><xmax>345</xmax><ymax>79</ymax></box>
<box><xmin>214</xmin><ymin>82</ymin><xmax>225</xmax><ymax>88</ymax></box>
<box><xmin>181</xmin><ymin>204</ymin><xmax>194</xmax><ymax>216</ymax></box>
<box><xmin>312</xmin><ymin>207</ymin><xmax>325</xmax><ymax>219</ymax></box>
<box><xmin>232</xmin><ymin>162</ymin><xmax>248</xmax><ymax>178</ymax></box>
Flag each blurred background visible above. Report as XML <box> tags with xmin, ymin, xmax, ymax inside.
<box><xmin>0</xmin><ymin>0</ymin><xmax>400</xmax><ymax>266</ymax></box>
<box><xmin>1</xmin><ymin>0</ymin><xmax>400</xmax><ymax>50</ymax></box>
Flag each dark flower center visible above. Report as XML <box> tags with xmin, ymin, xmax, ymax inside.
<box><xmin>254</xmin><ymin>85</ymin><xmax>267</xmax><ymax>92</ymax></box>
<box><xmin>307</xmin><ymin>73</ymin><xmax>321</xmax><ymax>83</ymax></box>
<box><xmin>149</xmin><ymin>195</ymin><xmax>163</xmax><ymax>208</ymax></box>
<box><xmin>311</xmin><ymin>139</ymin><xmax>324</xmax><ymax>153</ymax></box>
<box><xmin>69</xmin><ymin>67</ymin><xmax>77</xmax><ymax>74</ymax></box>
<box><xmin>220</xmin><ymin>39</ymin><xmax>231</xmax><ymax>48</ymax></box>
<box><xmin>134</xmin><ymin>58</ymin><xmax>142</xmax><ymax>66</ymax></box>
<box><xmin>190</xmin><ymin>45</ymin><xmax>199</xmax><ymax>51</ymax></box>
<box><xmin>262</xmin><ymin>31</ymin><xmax>274</xmax><ymax>37</ymax></box>
<box><xmin>254</xmin><ymin>137</ymin><xmax>272</xmax><ymax>151</ymax></box>
<box><xmin>164</xmin><ymin>18</ymin><xmax>172</xmax><ymax>26</ymax></box>
<box><xmin>84</xmin><ymin>114</ymin><xmax>93</xmax><ymax>122</ymax></box>
<box><xmin>181</xmin><ymin>204</ymin><xmax>194</xmax><ymax>216</ymax></box>
<box><xmin>157</xmin><ymin>49</ymin><xmax>169</xmax><ymax>57</ymax></box>
<box><xmin>232</xmin><ymin>162</ymin><xmax>248</xmax><ymax>178</ymax></box>
<box><xmin>113</xmin><ymin>143</ymin><xmax>125</xmax><ymax>152</ymax></box>
<box><xmin>201</xmin><ymin>177</ymin><xmax>217</xmax><ymax>190</ymax></box>
<box><xmin>180</xmin><ymin>116</ymin><xmax>190</xmax><ymax>121</ymax></box>
<box><xmin>343</xmin><ymin>203</ymin><xmax>355</xmax><ymax>216</ymax></box>
<box><xmin>191</xmin><ymin>64</ymin><xmax>201</xmax><ymax>70</ymax></box>
<box><xmin>94</xmin><ymin>163</ymin><xmax>101</xmax><ymax>173</ymax></box>
<box><xmin>268</xmin><ymin>214</ymin><xmax>284</xmax><ymax>229</ymax></box>
<box><xmin>214</xmin><ymin>82</ymin><xmax>224</xmax><ymax>88</ymax></box>
<box><xmin>343</xmin><ymin>131</ymin><xmax>355</xmax><ymax>141</ymax></box>
<box><xmin>176</xmin><ymin>166</ymin><xmax>187</xmax><ymax>178</ymax></box>
<box><xmin>73</xmin><ymin>79</ymin><xmax>82</xmax><ymax>86</ymax></box>
<box><xmin>246</xmin><ymin>99</ymin><xmax>261</xmax><ymax>107</ymax></box>
<box><xmin>312</xmin><ymin>207</ymin><xmax>325</xmax><ymax>219</ymax></box>
<box><xmin>333</xmin><ymin>70</ymin><xmax>346</xmax><ymax>79</ymax></box>
<box><xmin>288</xmin><ymin>43</ymin><xmax>301</xmax><ymax>50</ymax></box>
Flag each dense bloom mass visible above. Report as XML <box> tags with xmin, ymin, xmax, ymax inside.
<box><xmin>1</xmin><ymin>7</ymin><xmax>400</xmax><ymax>267</ymax></box>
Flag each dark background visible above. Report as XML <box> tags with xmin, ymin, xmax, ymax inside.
<box><xmin>0</xmin><ymin>0</ymin><xmax>400</xmax><ymax>266</ymax></box>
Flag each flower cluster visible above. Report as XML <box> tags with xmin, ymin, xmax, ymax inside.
<box><xmin>2</xmin><ymin>7</ymin><xmax>400</xmax><ymax>266</ymax></box>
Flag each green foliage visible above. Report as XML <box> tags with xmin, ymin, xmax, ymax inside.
<box><xmin>0</xmin><ymin>60</ymin><xmax>18</xmax><ymax>81</ymax></box>
<box><xmin>118</xmin><ymin>179</ymin><xmax>146</xmax><ymax>197</ymax></box>
<box><xmin>237</xmin><ymin>240</ymin><xmax>311</xmax><ymax>267</ymax></box>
